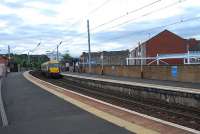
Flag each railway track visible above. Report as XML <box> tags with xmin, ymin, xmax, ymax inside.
<box><xmin>31</xmin><ymin>71</ymin><xmax>200</xmax><ymax>131</ymax></box>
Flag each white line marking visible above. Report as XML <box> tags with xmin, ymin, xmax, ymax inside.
<box><xmin>25</xmin><ymin>72</ymin><xmax>200</xmax><ymax>134</ymax></box>
<box><xmin>0</xmin><ymin>79</ymin><xmax>8</xmax><ymax>127</ymax></box>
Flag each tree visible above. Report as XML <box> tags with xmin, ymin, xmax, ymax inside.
<box><xmin>12</xmin><ymin>54</ymin><xmax>49</xmax><ymax>69</ymax></box>
<box><xmin>62</xmin><ymin>53</ymin><xmax>72</xmax><ymax>62</ymax></box>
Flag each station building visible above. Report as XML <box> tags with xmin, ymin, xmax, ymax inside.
<box><xmin>129</xmin><ymin>30</ymin><xmax>200</xmax><ymax>65</ymax></box>
<box><xmin>80</xmin><ymin>50</ymin><xmax>129</xmax><ymax>66</ymax></box>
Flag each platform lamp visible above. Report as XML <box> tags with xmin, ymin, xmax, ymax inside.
<box><xmin>28</xmin><ymin>42</ymin><xmax>41</xmax><ymax>69</ymax></box>
<box><xmin>56</xmin><ymin>41</ymin><xmax>62</xmax><ymax>61</ymax></box>
<box><xmin>139</xmin><ymin>42</ymin><xmax>144</xmax><ymax>79</ymax></box>
<box><xmin>101</xmin><ymin>51</ymin><xmax>104</xmax><ymax>75</ymax></box>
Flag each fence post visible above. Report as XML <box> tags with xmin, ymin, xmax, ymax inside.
<box><xmin>156</xmin><ymin>54</ymin><xmax>159</xmax><ymax>65</ymax></box>
<box><xmin>126</xmin><ymin>58</ymin><xmax>129</xmax><ymax>66</ymax></box>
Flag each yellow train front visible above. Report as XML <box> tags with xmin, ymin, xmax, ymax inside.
<box><xmin>41</xmin><ymin>60</ymin><xmax>61</xmax><ymax>77</ymax></box>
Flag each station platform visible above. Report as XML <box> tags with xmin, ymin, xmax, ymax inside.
<box><xmin>61</xmin><ymin>72</ymin><xmax>200</xmax><ymax>94</ymax></box>
<box><xmin>25</xmin><ymin>71</ymin><xmax>199</xmax><ymax>134</ymax></box>
<box><xmin>0</xmin><ymin>72</ymin><xmax>133</xmax><ymax>134</ymax></box>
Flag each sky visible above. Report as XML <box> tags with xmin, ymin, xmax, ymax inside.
<box><xmin>0</xmin><ymin>0</ymin><xmax>200</xmax><ymax>57</ymax></box>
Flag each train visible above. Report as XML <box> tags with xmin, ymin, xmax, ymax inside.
<box><xmin>41</xmin><ymin>60</ymin><xmax>61</xmax><ymax>77</ymax></box>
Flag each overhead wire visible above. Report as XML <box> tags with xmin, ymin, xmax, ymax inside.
<box><xmin>88</xmin><ymin>0</ymin><xmax>112</xmax><ymax>15</ymax></box>
<box><xmin>90</xmin><ymin>0</ymin><xmax>162</xmax><ymax>31</ymax></box>
<box><xmin>66</xmin><ymin>0</ymin><xmax>187</xmax><ymax>45</ymax></box>
<box><xmin>49</xmin><ymin>0</ymin><xmax>112</xmax><ymax>53</ymax></box>
<box><xmin>63</xmin><ymin>0</ymin><xmax>112</xmax><ymax>39</ymax></box>
<box><xmin>59</xmin><ymin>0</ymin><xmax>164</xmax><ymax>51</ymax></box>
<box><xmin>66</xmin><ymin>0</ymin><xmax>112</xmax><ymax>31</ymax></box>
<box><xmin>47</xmin><ymin>0</ymin><xmax>190</xmax><ymax>54</ymax></box>
<box><xmin>92</xmin><ymin>0</ymin><xmax>187</xmax><ymax>33</ymax></box>
<box><xmin>92</xmin><ymin>16</ymin><xmax>200</xmax><ymax>43</ymax></box>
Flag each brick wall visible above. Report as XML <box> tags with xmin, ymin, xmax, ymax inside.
<box><xmin>83</xmin><ymin>65</ymin><xmax>200</xmax><ymax>83</ymax></box>
<box><xmin>129</xmin><ymin>30</ymin><xmax>200</xmax><ymax>65</ymax></box>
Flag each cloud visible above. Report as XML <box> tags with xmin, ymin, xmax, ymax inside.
<box><xmin>0</xmin><ymin>20</ymin><xmax>8</xmax><ymax>28</ymax></box>
<box><xmin>0</xmin><ymin>0</ymin><xmax>199</xmax><ymax>57</ymax></box>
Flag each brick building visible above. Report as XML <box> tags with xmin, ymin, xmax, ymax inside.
<box><xmin>129</xmin><ymin>30</ymin><xmax>200</xmax><ymax>65</ymax></box>
<box><xmin>80</xmin><ymin>50</ymin><xmax>129</xmax><ymax>66</ymax></box>
<box><xmin>0</xmin><ymin>56</ymin><xmax>8</xmax><ymax>65</ymax></box>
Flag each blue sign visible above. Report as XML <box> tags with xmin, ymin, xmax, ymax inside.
<box><xmin>171</xmin><ymin>66</ymin><xmax>178</xmax><ymax>77</ymax></box>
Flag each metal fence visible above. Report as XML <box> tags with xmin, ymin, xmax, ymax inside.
<box><xmin>126</xmin><ymin>51</ymin><xmax>200</xmax><ymax>65</ymax></box>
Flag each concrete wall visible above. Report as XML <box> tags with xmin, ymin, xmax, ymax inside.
<box><xmin>64</xmin><ymin>75</ymin><xmax>200</xmax><ymax>109</ymax></box>
<box><xmin>82</xmin><ymin>65</ymin><xmax>200</xmax><ymax>83</ymax></box>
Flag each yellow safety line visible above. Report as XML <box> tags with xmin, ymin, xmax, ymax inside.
<box><xmin>24</xmin><ymin>72</ymin><xmax>160</xmax><ymax>134</ymax></box>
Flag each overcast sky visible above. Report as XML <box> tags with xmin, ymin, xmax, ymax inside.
<box><xmin>0</xmin><ymin>0</ymin><xmax>200</xmax><ymax>57</ymax></box>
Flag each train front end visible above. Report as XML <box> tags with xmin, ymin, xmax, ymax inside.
<box><xmin>48</xmin><ymin>62</ymin><xmax>60</xmax><ymax>77</ymax></box>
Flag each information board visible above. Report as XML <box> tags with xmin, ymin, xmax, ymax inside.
<box><xmin>171</xmin><ymin>66</ymin><xmax>178</xmax><ymax>77</ymax></box>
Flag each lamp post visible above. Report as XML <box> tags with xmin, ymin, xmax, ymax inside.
<box><xmin>27</xmin><ymin>42</ymin><xmax>41</xmax><ymax>69</ymax></box>
<box><xmin>139</xmin><ymin>42</ymin><xmax>144</xmax><ymax>79</ymax></box>
<box><xmin>28</xmin><ymin>51</ymin><xmax>30</xmax><ymax>65</ymax></box>
<box><xmin>45</xmin><ymin>50</ymin><xmax>52</xmax><ymax>60</ymax></box>
<box><xmin>87</xmin><ymin>19</ymin><xmax>91</xmax><ymax>73</ymax></box>
<box><xmin>101</xmin><ymin>51</ymin><xmax>104</xmax><ymax>75</ymax></box>
<box><xmin>57</xmin><ymin>41</ymin><xmax>62</xmax><ymax>61</ymax></box>
<box><xmin>8</xmin><ymin>45</ymin><xmax>10</xmax><ymax>60</ymax></box>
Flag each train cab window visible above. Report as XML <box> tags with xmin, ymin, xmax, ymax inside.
<box><xmin>49</xmin><ymin>64</ymin><xmax>59</xmax><ymax>68</ymax></box>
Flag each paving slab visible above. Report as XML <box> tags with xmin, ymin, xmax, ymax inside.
<box><xmin>0</xmin><ymin>72</ymin><xmax>132</xmax><ymax>134</ymax></box>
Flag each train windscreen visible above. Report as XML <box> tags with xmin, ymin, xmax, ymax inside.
<box><xmin>49</xmin><ymin>63</ymin><xmax>59</xmax><ymax>68</ymax></box>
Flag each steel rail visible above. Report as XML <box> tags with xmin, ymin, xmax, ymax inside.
<box><xmin>56</xmin><ymin>78</ymin><xmax>200</xmax><ymax>122</ymax></box>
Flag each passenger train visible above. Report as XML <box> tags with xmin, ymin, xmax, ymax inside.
<box><xmin>41</xmin><ymin>60</ymin><xmax>61</xmax><ymax>77</ymax></box>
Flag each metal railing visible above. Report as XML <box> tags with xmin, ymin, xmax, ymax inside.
<box><xmin>127</xmin><ymin>51</ymin><xmax>200</xmax><ymax>65</ymax></box>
